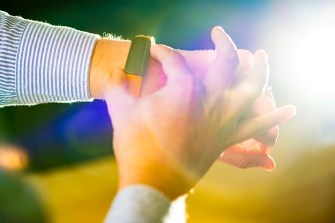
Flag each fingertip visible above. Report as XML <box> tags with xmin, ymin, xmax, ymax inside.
<box><xmin>254</xmin><ymin>49</ymin><xmax>268</xmax><ymax>63</ymax></box>
<box><xmin>259</xmin><ymin>156</ymin><xmax>276</xmax><ymax>171</ymax></box>
<box><xmin>250</xmin><ymin>50</ymin><xmax>269</xmax><ymax>92</ymax></box>
<box><xmin>265</xmin><ymin>105</ymin><xmax>297</xmax><ymax>128</ymax></box>
<box><xmin>281</xmin><ymin>105</ymin><xmax>297</xmax><ymax>118</ymax></box>
<box><xmin>287</xmin><ymin>105</ymin><xmax>297</xmax><ymax>116</ymax></box>
<box><xmin>211</xmin><ymin>26</ymin><xmax>225</xmax><ymax>41</ymax></box>
<box><xmin>211</xmin><ymin>26</ymin><xmax>237</xmax><ymax>53</ymax></box>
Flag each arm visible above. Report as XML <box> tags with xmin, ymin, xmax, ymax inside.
<box><xmin>0</xmin><ymin>11</ymin><xmax>294</xmax><ymax>222</ymax></box>
<box><xmin>0</xmin><ymin>10</ymin><xmax>280</xmax><ymax>170</ymax></box>
<box><xmin>0</xmin><ymin>11</ymin><xmax>205</xmax><ymax>104</ymax></box>
<box><xmin>0</xmin><ymin>10</ymin><xmax>97</xmax><ymax>106</ymax></box>
<box><xmin>0</xmin><ymin>10</ymin><xmax>136</xmax><ymax>106</ymax></box>
<box><xmin>0</xmin><ymin>10</ymin><xmax>184</xmax><ymax>223</ymax></box>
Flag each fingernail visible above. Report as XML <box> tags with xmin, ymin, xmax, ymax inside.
<box><xmin>214</xmin><ymin>25</ymin><xmax>225</xmax><ymax>33</ymax></box>
<box><xmin>287</xmin><ymin>105</ymin><xmax>297</xmax><ymax>117</ymax></box>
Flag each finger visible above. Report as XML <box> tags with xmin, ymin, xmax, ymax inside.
<box><xmin>204</xmin><ymin>26</ymin><xmax>238</xmax><ymax>90</ymax></box>
<box><xmin>254</xmin><ymin>93</ymin><xmax>276</xmax><ymax>115</ymax></box>
<box><xmin>104</xmin><ymin>67</ymin><xmax>135</xmax><ymax>118</ymax></box>
<box><xmin>231</xmin><ymin>50</ymin><xmax>253</xmax><ymax>87</ymax></box>
<box><xmin>253</xmin><ymin>126</ymin><xmax>278</xmax><ymax>152</ymax></box>
<box><xmin>234</xmin><ymin>50</ymin><xmax>253</xmax><ymax>75</ymax></box>
<box><xmin>229</xmin><ymin>105</ymin><xmax>296</xmax><ymax>145</ymax></box>
<box><xmin>246</xmin><ymin>93</ymin><xmax>278</xmax><ymax>151</ymax></box>
<box><xmin>150</xmin><ymin>44</ymin><xmax>192</xmax><ymax>85</ymax></box>
<box><xmin>218</xmin><ymin>144</ymin><xmax>276</xmax><ymax>170</ymax></box>
<box><xmin>228</xmin><ymin>50</ymin><xmax>269</xmax><ymax>114</ymax></box>
<box><xmin>250</xmin><ymin>50</ymin><xmax>269</xmax><ymax>94</ymax></box>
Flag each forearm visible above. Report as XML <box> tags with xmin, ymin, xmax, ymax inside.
<box><xmin>0</xmin><ymin>9</ymin><xmax>215</xmax><ymax>106</ymax></box>
<box><xmin>90</xmin><ymin>38</ymin><xmax>216</xmax><ymax>99</ymax></box>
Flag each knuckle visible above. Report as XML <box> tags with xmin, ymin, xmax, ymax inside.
<box><xmin>235</xmin><ymin>158</ymin><xmax>249</xmax><ymax>169</ymax></box>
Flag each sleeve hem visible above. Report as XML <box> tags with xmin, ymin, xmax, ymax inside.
<box><xmin>105</xmin><ymin>184</ymin><xmax>172</xmax><ymax>223</ymax></box>
<box><xmin>0</xmin><ymin>11</ymin><xmax>28</xmax><ymax>107</ymax></box>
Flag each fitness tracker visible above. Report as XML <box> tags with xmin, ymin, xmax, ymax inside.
<box><xmin>125</xmin><ymin>35</ymin><xmax>154</xmax><ymax>96</ymax></box>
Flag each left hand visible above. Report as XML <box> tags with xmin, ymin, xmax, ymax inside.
<box><xmin>218</xmin><ymin>50</ymin><xmax>279</xmax><ymax>171</ymax></box>
<box><xmin>142</xmin><ymin>48</ymin><xmax>281</xmax><ymax>171</ymax></box>
<box><xmin>219</xmin><ymin>92</ymin><xmax>279</xmax><ymax>171</ymax></box>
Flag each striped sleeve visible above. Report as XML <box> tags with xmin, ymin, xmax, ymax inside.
<box><xmin>105</xmin><ymin>185</ymin><xmax>187</xmax><ymax>223</ymax></box>
<box><xmin>0</xmin><ymin>10</ymin><xmax>99</xmax><ymax>107</ymax></box>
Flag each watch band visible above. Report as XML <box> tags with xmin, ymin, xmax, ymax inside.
<box><xmin>125</xmin><ymin>35</ymin><xmax>154</xmax><ymax>96</ymax></box>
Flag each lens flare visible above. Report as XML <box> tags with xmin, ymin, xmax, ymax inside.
<box><xmin>0</xmin><ymin>145</ymin><xmax>28</xmax><ymax>171</ymax></box>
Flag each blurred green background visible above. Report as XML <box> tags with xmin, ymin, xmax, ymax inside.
<box><xmin>1</xmin><ymin>0</ymin><xmax>335</xmax><ymax>222</ymax></box>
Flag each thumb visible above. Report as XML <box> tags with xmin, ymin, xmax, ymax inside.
<box><xmin>104</xmin><ymin>67</ymin><xmax>133</xmax><ymax>117</ymax></box>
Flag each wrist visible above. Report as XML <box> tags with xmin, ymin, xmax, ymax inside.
<box><xmin>117</xmin><ymin>157</ymin><xmax>194</xmax><ymax>200</ymax></box>
<box><xmin>89</xmin><ymin>39</ymin><xmax>131</xmax><ymax>99</ymax></box>
<box><xmin>89</xmin><ymin>40</ymin><xmax>215</xmax><ymax>99</ymax></box>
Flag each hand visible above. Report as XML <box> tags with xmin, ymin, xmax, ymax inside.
<box><xmin>142</xmin><ymin>48</ymin><xmax>284</xmax><ymax>171</ymax></box>
<box><xmin>90</xmin><ymin>35</ymin><xmax>290</xmax><ymax>172</ymax></box>
<box><xmin>218</xmin><ymin>50</ymin><xmax>279</xmax><ymax>171</ymax></box>
<box><xmin>104</xmin><ymin>26</ymin><xmax>296</xmax><ymax>199</ymax></box>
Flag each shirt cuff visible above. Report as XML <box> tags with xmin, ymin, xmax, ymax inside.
<box><xmin>105</xmin><ymin>185</ymin><xmax>172</xmax><ymax>223</ymax></box>
<box><xmin>0</xmin><ymin>10</ymin><xmax>98</xmax><ymax>107</ymax></box>
<box><xmin>0</xmin><ymin>10</ymin><xmax>27</xmax><ymax>106</ymax></box>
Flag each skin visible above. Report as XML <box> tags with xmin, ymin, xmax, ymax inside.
<box><xmin>103</xmin><ymin>26</ymin><xmax>296</xmax><ymax>200</ymax></box>
<box><xmin>89</xmin><ymin>32</ymin><xmax>285</xmax><ymax>172</ymax></box>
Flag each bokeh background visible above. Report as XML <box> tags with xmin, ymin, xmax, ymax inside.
<box><xmin>1</xmin><ymin>0</ymin><xmax>335</xmax><ymax>222</ymax></box>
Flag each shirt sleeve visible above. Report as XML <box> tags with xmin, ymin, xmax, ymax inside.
<box><xmin>0</xmin><ymin>10</ymin><xmax>99</xmax><ymax>107</ymax></box>
<box><xmin>105</xmin><ymin>185</ymin><xmax>187</xmax><ymax>223</ymax></box>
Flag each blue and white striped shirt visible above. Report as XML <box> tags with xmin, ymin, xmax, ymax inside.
<box><xmin>0</xmin><ymin>10</ymin><xmax>97</xmax><ymax>107</ymax></box>
<box><xmin>0</xmin><ymin>10</ymin><xmax>181</xmax><ymax>223</ymax></box>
